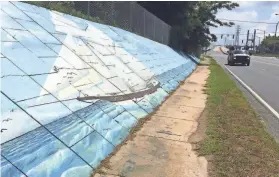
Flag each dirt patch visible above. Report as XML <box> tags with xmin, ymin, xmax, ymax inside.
<box><xmin>188</xmin><ymin>109</ymin><xmax>216</xmax><ymax>176</ymax></box>
<box><xmin>188</xmin><ymin>109</ymin><xmax>207</xmax><ymax>149</ymax></box>
<box><xmin>91</xmin><ymin>106</ymin><xmax>160</xmax><ymax>177</ymax></box>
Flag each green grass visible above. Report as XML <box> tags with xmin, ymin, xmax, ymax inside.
<box><xmin>253</xmin><ymin>53</ymin><xmax>279</xmax><ymax>58</ymax></box>
<box><xmin>201</xmin><ymin>55</ymin><xmax>214</xmax><ymax>61</ymax></box>
<box><xmin>200</xmin><ymin>59</ymin><xmax>279</xmax><ymax>177</ymax></box>
<box><xmin>25</xmin><ymin>1</ymin><xmax>103</xmax><ymax>23</ymax></box>
<box><xmin>199</xmin><ymin>55</ymin><xmax>213</xmax><ymax>65</ymax></box>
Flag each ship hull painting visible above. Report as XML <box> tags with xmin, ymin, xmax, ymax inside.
<box><xmin>77</xmin><ymin>81</ymin><xmax>160</xmax><ymax>102</ymax></box>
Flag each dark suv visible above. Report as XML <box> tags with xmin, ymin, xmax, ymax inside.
<box><xmin>228</xmin><ymin>50</ymin><xmax>251</xmax><ymax>66</ymax></box>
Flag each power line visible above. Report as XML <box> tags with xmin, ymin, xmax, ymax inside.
<box><xmin>218</xmin><ymin>18</ymin><xmax>278</xmax><ymax>24</ymax></box>
<box><xmin>213</xmin><ymin>33</ymin><xmax>266</xmax><ymax>35</ymax></box>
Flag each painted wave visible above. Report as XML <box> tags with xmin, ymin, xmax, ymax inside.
<box><xmin>1</xmin><ymin>62</ymin><xmax>196</xmax><ymax>177</ymax></box>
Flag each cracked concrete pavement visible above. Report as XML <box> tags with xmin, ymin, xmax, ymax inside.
<box><xmin>94</xmin><ymin>66</ymin><xmax>210</xmax><ymax>177</ymax></box>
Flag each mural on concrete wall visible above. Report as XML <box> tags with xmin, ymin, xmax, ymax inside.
<box><xmin>0</xmin><ymin>2</ymin><xmax>199</xmax><ymax>177</ymax></box>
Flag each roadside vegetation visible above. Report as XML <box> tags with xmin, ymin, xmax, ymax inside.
<box><xmin>200</xmin><ymin>57</ymin><xmax>279</xmax><ymax>176</ymax></box>
<box><xmin>139</xmin><ymin>2</ymin><xmax>239</xmax><ymax>54</ymax></box>
<box><xmin>26</xmin><ymin>2</ymin><xmax>103</xmax><ymax>23</ymax></box>
<box><xmin>257</xmin><ymin>36</ymin><xmax>279</xmax><ymax>58</ymax></box>
<box><xmin>253</xmin><ymin>53</ymin><xmax>279</xmax><ymax>58</ymax></box>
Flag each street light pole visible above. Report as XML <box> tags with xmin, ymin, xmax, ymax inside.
<box><xmin>258</xmin><ymin>37</ymin><xmax>261</xmax><ymax>53</ymax></box>
<box><xmin>256</xmin><ymin>29</ymin><xmax>265</xmax><ymax>40</ymax></box>
<box><xmin>275</xmin><ymin>22</ymin><xmax>279</xmax><ymax>37</ymax></box>
<box><xmin>255</xmin><ymin>36</ymin><xmax>261</xmax><ymax>53</ymax></box>
<box><xmin>224</xmin><ymin>37</ymin><xmax>227</xmax><ymax>46</ymax></box>
<box><xmin>275</xmin><ymin>13</ymin><xmax>279</xmax><ymax>37</ymax></box>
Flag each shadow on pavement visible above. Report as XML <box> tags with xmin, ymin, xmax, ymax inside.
<box><xmin>225</xmin><ymin>63</ymin><xmax>247</xmax><ymax>67</ymax></box>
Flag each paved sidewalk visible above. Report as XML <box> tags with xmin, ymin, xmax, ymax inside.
<box><xmin>94</xmin><ymin>66</ymin><xmax>210</xmax><ymax>177</ymax></box>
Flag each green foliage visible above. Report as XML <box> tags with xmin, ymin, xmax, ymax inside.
<box><xmin>139</xmin><ymin>2</ymin><xmax>239</xmax><ymax>54</ymax></box>
<box><xmin>25</xmin><ymin>1</ymin><xmax>103</xmax><ymax>23</ymax></box>
<box><xmin>259</xmin><ymin>36</ymin><xmax>279</xmax><ymax>54</ymax></box>
<box><xmin>261</xmin><ymin>36</ymin><xmax>279</xmax><ymax>45</ymax></box>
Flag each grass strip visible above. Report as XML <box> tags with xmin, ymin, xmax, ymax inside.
<box><xmin>200</xmin><ymin>58</ymin><xmax>279</xmax><ymax>177</ymax></box>
<box><xmin>253</xmin><ymin>53</ymin><xmax>279</xmax><ymax>58</ymax></box>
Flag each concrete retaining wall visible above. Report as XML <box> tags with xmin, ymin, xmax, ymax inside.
<box><xmin>1</xmin><ymin>2</ymin><xmax>199</xmax><ymax>177</ymax></box>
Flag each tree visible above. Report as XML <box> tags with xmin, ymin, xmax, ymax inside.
<box><xmin>139</xmin><ymin>1</ymin><xmax>239</xmax><ymax>54</ymax></box>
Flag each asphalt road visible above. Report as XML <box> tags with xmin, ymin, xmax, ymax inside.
<box><xmin>211</xmin><ymin>52</ymin><xmax>279</xmax><ymax>113</ymax></box>
<box><xmin>210</xmin><ymin>51</ymin><xmax>279</xmax><ymax>142</ymax></box>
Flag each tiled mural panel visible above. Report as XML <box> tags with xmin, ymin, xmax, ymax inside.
<box><xmin>1</xmin><ymin>2</ymin><xmax>199</xmax><ymax>177</ymax></box>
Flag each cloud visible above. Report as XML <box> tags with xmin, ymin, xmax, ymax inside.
<box><xmin>234</xmin><ymin>1</ymin><xmax>278</xmax><ymax>9</ymax></box>
<box><xmin>211</xmin><ymin>1</ymin><xmax>279</xmax><ymax>45</ymax></box>
<box><xmin>216</xmin><ymin>10</ymin><xmax>257</xmax><ymax>20</ymax></box>
<box><xmin>234</xmin><ymin>1</ymin><xmax>257</xmax><ymax>8</ymax></box>
<box><xmin>272</xmin><ymin>5</ymin><xmax>279</xmax><ymax>11</ymax></box>
<box><xmin>210</xmin><ymin>10</ymin><xmax>259</xmax><ymax>45</ymax></box>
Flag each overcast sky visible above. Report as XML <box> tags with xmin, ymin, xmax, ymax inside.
<box><xmin>211</xmin><ymin>1</ymin><xmax>279</xmax><ymax>46</ymax></box>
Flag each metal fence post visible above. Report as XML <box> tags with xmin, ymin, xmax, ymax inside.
<box><xmin>87</xmin><ymin>1</ymin><xmax>90</xmax><ymax>17</ymax></box>
<box><xmin>112</xmin><ymin>2</ymin><xmax>115</xmax><ymax>24</ymax></box>
<box><xmin>162</xmin><ymin>28</ymin><xmax>164</xmax><ymax>43</ymax></box>
<box><xmin>143</xmin><ymin>10</ymin><xmax>146</xmax><ymax>37</ymax></box>
<box><xmin>153</xmin><ymin>16</ymin><xmax>155</xmax><ymax>40</ymax></box>
<box><xmin>130</xmin><ymin>2</ymin><xmax>133</xmax><ymax>32</ymax></box>
<box><xmin>161</xmin><ymin>22</ymin><xmax>164</xmax><ymax>43</ymax></box>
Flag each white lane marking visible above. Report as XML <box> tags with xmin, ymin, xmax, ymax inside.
<box><xmin>224</xmin><ymin>65</ymin><xmax>279</xmax><ymax>120</ymax></box>
<box><xmin>252</xmin><ymin>60</ymin><xmax>279</xmax><ymax>67</ymax></box>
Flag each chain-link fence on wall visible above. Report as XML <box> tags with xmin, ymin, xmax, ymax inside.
<box><xmin>73</xmin><ymin>1</ymin><xmax>171</xmax><ymax>45</ymax></box>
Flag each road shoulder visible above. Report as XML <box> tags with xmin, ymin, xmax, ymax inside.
<box><xmin>198</xmin><ymin>58</ymin><xmax>279</xmax><ymax>177</ymax></box>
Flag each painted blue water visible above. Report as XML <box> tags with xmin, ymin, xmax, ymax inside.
<box><xmin>1</xmin><ymin>125</ymin><xmax>93</xmax><ymax>177</ymax></box>
<box><xmin>1</xmin><ymin>3</ymin><xmax>201</xmax><ymax>176</ymax></box>
<box><xmin>1</xmin><ymin>64</ymin><xmax>198</xmax><ymax>177</ymax></box>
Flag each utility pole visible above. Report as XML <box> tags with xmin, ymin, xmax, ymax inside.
<box><xmin>235</xmin><ymin>25</ymin><xmax>241</xmax><ymax>49</ymax></box>
<box><xmin>246</xmin><ymin>30</ymin><xmax>249</xmax><ymax>47</ymax></box>
<box><xmin>253</xmin><ymin>29</ymin><xmax>256</xmax><ymax>51</ymax></box>
<box><xmin>275</xmin><ymin>13</ymin><xmax>279</xmax><ymax>37</ymax></box>
<box><xmin>255</xmin><ymin>36</ymin><xmax>261</xmax><ymax>53</ymax></box>
<box><xmin>256</xmin><ymin>29</ymin><xmax>265</xmax><ymax>40</ymax></box>
<box><xmin>224</xmin><ymin>36</ymin><xmax>227</xmax><ymax>46</ymax></box>
<box><xmin>275</xmin><ymin>22</ymin><xmax>279</xmax><ymax>37</ymax></box>
<box><xmin>245</xmin><ymin>29</ymin><xmax>256</xmax><ymax>51</ymax></box>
